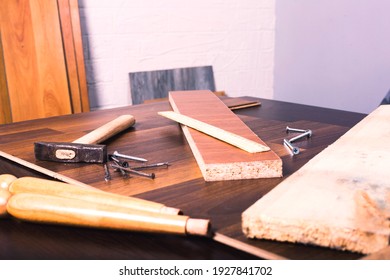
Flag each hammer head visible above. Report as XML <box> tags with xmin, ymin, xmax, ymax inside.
<box><xmin>34</xmin><ymin>142</ymin><xmax>107</xmax><ymax>163</ymax></box>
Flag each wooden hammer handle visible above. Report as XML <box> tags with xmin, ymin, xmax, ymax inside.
<box><xmin>7</xmin><ymin>193</ymin><xmax>210</xmax><ymax>236</ymax></box>
<box><xmin>9</xmin><ymin>177</ymin><xmax>180</xmax><ymax>215</ymax></box>
<box><xmin>73</xmin><ymin>115</ymin><xmax>135</xmax><ymax>145</ymax></box>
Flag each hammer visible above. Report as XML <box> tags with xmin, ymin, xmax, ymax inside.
<box><xmin>34</xmin><ymin>115</ymin><xmax>135</xmax><ymax>163</ymax></box>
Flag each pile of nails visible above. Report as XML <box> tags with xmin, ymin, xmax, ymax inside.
<box><xmin>103</xmin><ymin>150</ymin><xmax>170</xmax><ymax>181</ymax></box>
<box><xmin>284</xmin><ymin>126</ymin><xmax>313</xmax><ymax>155</ymax></box>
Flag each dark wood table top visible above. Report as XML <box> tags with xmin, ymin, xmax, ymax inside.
<box><xmin>0</xmin><ymin>97</ymin><xmax>373</xmax><ymax>260</ymax></box>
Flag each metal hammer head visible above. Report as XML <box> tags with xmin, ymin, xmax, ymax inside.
<box><xmin>34</xmin><ymin>142</ymin><xmax>107</xmax><ymax>163</ymax></box>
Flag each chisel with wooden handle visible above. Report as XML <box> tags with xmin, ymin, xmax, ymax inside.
<box><xmin>34</xmin><ymin>114</ymin><xmax>135</xmax><ymax>163</ymax></box>
<box><xmin>6</xmin><ymin>193</ymin><xmax>210</xmax><ymax>236</ymax></box>
<box><xmin>0</xmin><ymin>175</ymin><xmax>285</xmax><ymax>259</ymax></box>
<box><xmin>0</xmin><ymin>174</ymin><xmax>181</xmax><ymax>216</ymax></box>
<box><xmin>0</xmin><ymin>174</ymin><xmax>16</xmax><ymax>217</ymax></box>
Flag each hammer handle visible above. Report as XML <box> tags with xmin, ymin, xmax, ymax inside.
<box><xmin>7</xmin><ymin>193</ymin><xmax>210</xmax><ymax>236</ymax></box>
<box><xmin>73</xmin><ymin>115</ymin><xmax>135</xmax><ymax>145</ymax></box>
<box><xmin>9</xmin><ymin>177</ymin><xmax>180</xmax><ymax>215</ymax></box>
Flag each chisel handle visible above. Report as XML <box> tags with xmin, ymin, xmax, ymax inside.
<box><xmin>9</xmin><ymin>177</ymin><xmax>181</xmax><ymax>215</ymax></box>
<box><xmin>73</xmin><ymin>115</ymin><xmax>135</xmax><ymax>145</ymax></box>
<box><xmin>7</xmin><ymin>193</ymin><xmax>210</xmax><ymax>236</ymax></box>
<box><xmin>0</xmin><ymin>189</ymin><xmax>11</xmax><ymax>217</ymax></box>
<box><xmin>0</xmin><ymin>174</ymin><xmax>17</xmax><ymax>217</ymax></box>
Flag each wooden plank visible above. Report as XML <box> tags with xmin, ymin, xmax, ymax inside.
<box><xmin>57</xmin><ymin>0</ymin><xmax>83</xmax><ymax>113</ymax></box>
<box><xmin>242</xmin><ymin>105</ymin><xmax>390</xmax><ymax>254</ymax></box>
<box><xmin>360</xmin><ymin>246</ymin><xmax>390</xmax><ymax>260</ymax></box>
<box><xmin>168</xmin><ymin>90</ymin><xmax>282</xmax><ymax>181</ymax></box>
<box><xmin>158</xmin><ymin>111</ymin><xmax>270</xmax><ymax>153</ymax></box>
<box><xmin>68</xmin><ymin>0</ymin><xmax>90</xmax><ymax>112</ymax></box>
<box><xmin>221</xmin><ymin>97</ymin><xmax>261</xmax><ymax>110</ymax></box>
<box><xmin>0</xmin><ymin>0</ymin><xmax>72</xmax><ymax>122</ymax></box>
<box><xmin>0</xmin><ymin>31</ymin><xmax>12</xmax><ymax>124</ymax></box>
<box><xmin>130</xmin><ymin>66</ymin><xmax>215</xmax><ymax>105</ymax></box>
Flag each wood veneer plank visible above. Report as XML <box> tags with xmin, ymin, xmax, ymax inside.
<box><xmin>168</xmin><ymin>90</ymin><xmax>282</xmax><ymax>181</ymax></box>
<box><xmin>29</xmin><ymin>0</ymin><xmax>72</xmax><ymax>117</ymax></box>
<box><xmin>0</xmin><ymin>0</ymin><xmax>72</xmax><ymax>122</ymax></box>
<box><xmin>0</xmin><ymin>31</ymin><xmax>12</xmax><ymax>124</ymax></box>
<box><xmin>242</xmin><ymin>105</ymin><xmax>390</xmax><ymax>254</ymax></box>
<box><xmin>68</xmin><ymin>0</ymin><xmax>90</xmax><ymax>112</ymax></box>
<box><xmin>57</xmin><ymin>0</ymin><xmax>82</xmax><ymax>113</ymax></box>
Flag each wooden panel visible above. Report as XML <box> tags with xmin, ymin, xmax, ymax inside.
<box><xmin>69</xmin><ymin>0</ymin><xmax>90</xmax><ymax>112</ymax></box>
<box><xmin>242</xmin><ymin>105</ymin><xmax>390</xmax><ymax>254</ymax></box>
<box><xmin>58</xmin><ymin>0</ymin><xmax>90</xmax><ymax>113</ymax></box>
<box><xmin>221</xmin><ymin>96</ymin><xmax>261</xmax><ymax>110</ymax></box>
<box><xmin>168</xmin><ymin>90</ymin><xmax>282</xmax><ymax>181</ymax></box>
<box><xmin>0</xmin><ymin>32</ymin><xmax>12</xmax><ymax>123</ymax></box>
<box><xmin>0</xmin><ymin>0</ymin><xmax>72</xmax><ymax>122</ymax></box>
<box><xmin>130</xmin><ymin>66</ymin><xmax>216</xmax><ymax>105</ymax></box>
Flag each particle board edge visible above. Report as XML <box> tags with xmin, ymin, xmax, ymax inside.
<box><xmin>241</xmin><ymin>105</ymin><xmax>390</xmax><ymax>254</ymax></box>
<box><xmin>168</xmin><ymin>90</ymin><xmax>282</xmax><ymax>181</ymax></box>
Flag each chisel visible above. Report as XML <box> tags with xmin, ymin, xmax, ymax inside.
<box><xmin>0</xmin><ymin>174</ymin><xmax>180</xmax><ymax>216</ymax></box>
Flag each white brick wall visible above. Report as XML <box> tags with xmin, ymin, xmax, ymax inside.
<box><xmin>79</xmin><ymin>0</ymin><xmax>275</xmax><ymax>110</ymax></box>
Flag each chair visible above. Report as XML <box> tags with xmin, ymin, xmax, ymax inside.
<box><xmin>380</xmin><ymin>90</ymin><xmax>390</xmax><ymax>105</ymax></box>
<box><xmin>129</xmin><ymin>66</ymin><xmax>216</xmax><ymax>105</ymax></box>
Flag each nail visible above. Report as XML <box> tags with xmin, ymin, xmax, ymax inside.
<box><xmin>110</xmin><ymin>161</ymin><xmax>129</xmax><ymax>178</ymax></box>
<box><xmin>113</xmin><ymin>151</ymin><xmax>148</xmax><ymax>163</ymax></box>
<box><xmin>111</xmin><ymin>162</ymin><xmax>155</xmax><ymax>179</ymax></box>
<box><xmin>109</xmin><ymin>155</ymin><xmax>129</xmax><ymax>168</ymax></box>
<box><xmin>131</xmin><ymin>162</ymin><xmax>170</xmax><ymax>170</ymax></box>
<box><xmin>286</xmin><ymin>126</ymin><xmax>308</xmax><ymax>133</ymax></box>
<box><xmin>103</xmin><ymin>163</ymin><xmax>111</xmax><ymax>182</ymax></box>
<box><xmin>283</xmin><ymin>139</ymin><xmax>300</xmax><ymax>155</ymax></box>
<box><xmin>289</xmin><ymin>130</ymin><xmax>312</xmax><ymax>143</ymax></box>
<box><xmin>118</xmin><ymin>167</ymin><xmax>129</xmax><ymax>178</ymax></box>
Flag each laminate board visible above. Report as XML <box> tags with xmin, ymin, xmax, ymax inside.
<box><xmin>0</xmin><ymin>0</ymin><xmax>72</xmax><ymax>122</ymax></box>
<box><xmin>168</xmin><ymin>90</ymin><xmax>282</xmax><ymax>181</ymax></box>
<box><xmin>242</xmin><ymin>105</ymin><xmax>390</xmax><ymax>254</ymax></box>
<box><xmin>129</xmin><ymin>66</ymin><xmax>215</xmax><ymax>105</ymax></box>
<box><xmin>0</xmin><ymin>32</ymin><xmax>12</xmax><ymax>123</ymax></box>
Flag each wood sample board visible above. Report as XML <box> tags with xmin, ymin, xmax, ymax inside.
<box><xmin>242</xmin><ymin>105</ymin><xmax>390</xmax><ymax>254</ymax></box>
<box><xmin>168</xmin><ymin>90</ymin><xmax>282</xmax><ymax>181</ymax></box>
<box><xmin>0</xmin><ymin>0</ymin><xmax>89</xmax><ymax>124</ymax></box>
<box><xmin>130</xmin><ymin>66</ymin><xmax>215</xmax><ymax>105</ymax></box>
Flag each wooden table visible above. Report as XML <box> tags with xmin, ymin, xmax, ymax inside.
<box><xmin>0</xmin><ymin>97</ymin><xmax>373</xmax><ymax>260</ymax></box>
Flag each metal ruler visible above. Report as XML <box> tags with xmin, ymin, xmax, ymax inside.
<box><xmin>158</xmin><ymin>111</ymin><xmax>270</xmax><ymax>153</ymax></box>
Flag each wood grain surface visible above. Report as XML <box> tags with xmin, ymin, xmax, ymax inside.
<box><xmin>57</xmin><ymin>0</ymin><xmax>90</xmax><ymax>113</ymax></box>
<box><xmin>0</xmin><ymin>0</ymin><xmax>89</xmax><ymax>124</ymax></box>
<box><xmin>0</xmin><ymin>97</ymin><xmax>376</xmax><ymax>260</ymax></box>
<box><xmin>168</xmin><ymin>91</ymin><xmax>282</xmax><ymax>181</ymax></box>
<box><xmin>0</xmin><ymin>32</ymin><xmax>12</xmax><ymax>124</ymax></box>
<box><xmin>0</xmin><ymin>0</ymin><xmax>72</xmax><ymax>122</ymax></box>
